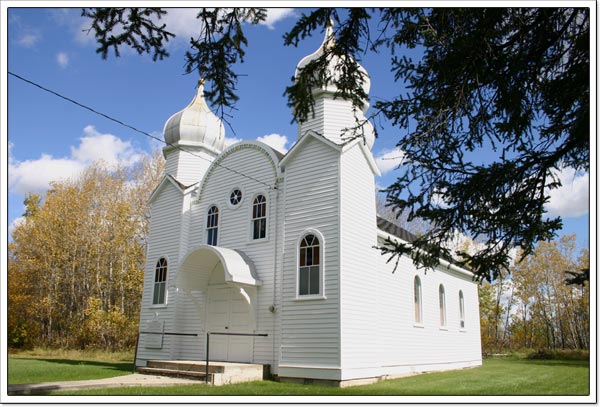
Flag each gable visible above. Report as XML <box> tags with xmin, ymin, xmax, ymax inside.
<box><xmin>280</xmin><ymin>129</ymin><xmax>342</xmax><ymax>167</ymax></box>
<box><xmin>148</xmin><ymin>174</ymin><xmax>194</xmax><ymax>204</ymax></box>
<box><xmin>196</xmin><ymin>140</ymin><xmax>282</xmax><ymax>202</ymax></box>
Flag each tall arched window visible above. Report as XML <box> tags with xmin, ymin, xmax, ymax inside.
<box><xmin>153</xmin><ymin>257</ymin><xmax>168</xmax><ymax>305</ymax></box>
<box><xmin>298</xmin><ymin>234</ymin><xmax>321</xmax><ymax>296</ymax></box>
<box><xmin>439</xmin><ymin>284</ymin><xmax>446</xmax><ymax>327</ymax></box>
<box><xmin>206</xmin><ymin>205</ymin><xmax>219</xmax><ymax>246</ymax></box>
<box><xmin>459</xmin><ymin>290</ymin><xmax>465</xmax><ymax>328</ymax></box>
<box><xmin>252</xmin><ymin>194</ymin><xmax>267</xmax><ymax>240</ymax></box>
<box><xmin>414</xmin><ymin>276</ymin><xmax>423</xmax><ymax>324</ymax></box>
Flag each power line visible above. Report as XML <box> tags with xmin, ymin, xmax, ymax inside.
<box><xmin>8</xmin><ymin>71</ymin><xmax>275</xmax><ymax>190</ymax></box>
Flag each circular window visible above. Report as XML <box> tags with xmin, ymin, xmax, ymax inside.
<box><xmin>229</xmin><ymin>188</ymin><xmax>243</xmax><ymax>206</ymax></box>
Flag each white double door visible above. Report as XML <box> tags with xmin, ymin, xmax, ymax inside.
<box><xmin>206</xmin><ymin>285</ymin><xmax>253</xmax><ymax>363</ymax></box>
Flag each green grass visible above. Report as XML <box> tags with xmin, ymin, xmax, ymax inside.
<box><xmin>8</xmin><ymin>350</ymin><xmax>133</xmax><ymax>385</ymax></box>
<box><xmin>36</xmin><ymin>358</ymin><xmax>589</xmax><ymax>396</ymax></box>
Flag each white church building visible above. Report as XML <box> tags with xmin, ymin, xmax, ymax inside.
<box><xmin>135</xmin><ymin>26</ymin><xmax>482</xmax><ymax>385</ymax></box>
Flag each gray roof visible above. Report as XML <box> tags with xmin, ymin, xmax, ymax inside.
<box><xmin>376</xmin><ymin>216</ymin><xmax>418</xmax><ymax>243</ymax></box>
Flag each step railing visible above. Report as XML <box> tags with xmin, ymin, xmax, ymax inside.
<box><xmin>205</xmin><ymin>332</ymin><xmax>268</xmax><ymax>384</ymax></box>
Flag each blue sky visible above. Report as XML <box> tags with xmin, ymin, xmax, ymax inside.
<box><xmin>3</xmin><ymin>6</ymin><xmax>591</xmax><ymax>252</ymax></box>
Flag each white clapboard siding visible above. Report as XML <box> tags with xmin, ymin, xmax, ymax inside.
<box><xmin>338</xmin><ymin>143</ymin><xmax>379</xmax><ymax>369</ymax></box>
<box><xmin>174</xmin><ymin>144</ymin><xmax>281</xmax><ymax>368</ymax></box>
<box><xmin>136</xmin><ymin>180</ymin><xmax>184</xmax><ymax>365</ymax></box>
<box><xmin>280</xmin><ymin>136</ymin><xmax>341</xmax><ymax>369</ymax></box>
<box><xmin>298</xmin><ymin>97</ymin><xmax>360</xmax><ymax>145</ymax></box>
<box><xmin>374</xmin><ymin>245</ymin><xmax>482</xmax><ymax>373</ymax></box>
<box><xmin>164</xmin><ymin>147</ymin><xmax>214</xmax><ymax>187</ymax></box>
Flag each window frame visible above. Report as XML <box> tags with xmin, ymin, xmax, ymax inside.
<box><xmin>206</xmin><ymin>205</ymin><xmax>219</xmax><ymax>246</ymax></box>
<box><xmin>250</xmin><ymin>193</ymin><xmax>268</xmax><ymax>241</ymax></box>
<box><xmin>459</xmin><ymin>290</ymin><xmax>466</xmax><ymax>329</ymax></box>
<box><xmin>296</xmin><ymin>230</ymin><xmax>325</xmax><ymax>300</ymax></box>
<box><xmin>439</xmin><ymin>284</ymin><xmax>447</xmax><ymax>328</ymax></box>
<box><xmin>414</xmin><ymin>275</ymin><xmax>423</xmax><ymax>326</ymax></box>
<box><xmin>228</xmin><ymin>187</ymin><xmax>244</xmax><ymax>208</ymax></box>
<box><xmin>152</xmin><ymin>257</ymin><xmax>168</xmax><ymax>306</ymax></box>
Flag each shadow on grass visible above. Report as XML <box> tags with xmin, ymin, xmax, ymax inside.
<box><xmin>518</xmin><ymin>359</ymin><xmax>590</xmax><ymax>368</ymax></box>
<box><xmin>15</xmin><ymin>357</ymin><xmax>133</xmax><ymax>373</ymax></box>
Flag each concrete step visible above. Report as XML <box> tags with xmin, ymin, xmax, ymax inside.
<box><xmin>146</xmin><ymin>360</ymin><xmax>224</xmax><ymax>374</ymax></box>
<box><xmin>139</xmin><ymin>360</ymin><xmax>268</xmax><ymax>386</ymax></box>
<box><xmin>137</xmin><ymin>367</ymin><xmax>212</xmax><ymax>382</ymax></box>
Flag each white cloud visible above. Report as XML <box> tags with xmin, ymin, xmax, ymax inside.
<box><xmin>70</xmin><ymin>8</ymin><xmax>295</xmax><ymax>54</ymax></box>
<box><xmin>57</xmin><ymin>52</ymin><xmax>69</xmax><ymax>68</ymax></box>
<box><xmin>261</xmin><ymin>8</ymin><xmax>296</xmax><ymax>29</ymax></box>
<box><xmin>9</xmin><ymin>153</ymin><xmax>84</xmax><ymax>195</ymax></box>
<box><xmin>17</xmin><ymin>33</ymin><xmax>40</xmax><ymax>47</ymax></box>
<box><xmin>72</xmin><ymin>125</ymin><xmax>143</xmax><ymax>166</ymax></box>
<box><xmin>162</xmin><ymin>8</ymin><xmax>203</xmax><ymax>40</ymax></box>
<box><xmin>8</xmin><ymin>217</ymin><xmax>25</xmax><ymax>237</ymax></box>
<box><xmin>545</xmin><ymin>167</ymin><xmax>589</xmax><ymax>218</ymax></box>
<box><xmin>375</xmin><ymin>147</ymin><xmax>404</xmax><ymax>175</ymax></box>
<box><xmin>257</xmin><ymin>133</ymin><xmax>289</xmax><ymax>153</ymax></box>
<box><xmin>224</xmin><ymin>137</ymin><xmax>243</xmax><ymax>147</ymax></box>
<box><xmin>431</xmin><ymin>189</ymin><xmax>450</xmax><ymax>209</ymax></box>
<box><xmin>9</xmin><ymin>126</ymin><xmax>143</xmax><ymax>196</ymax></box>
<box><xmin>148</xmin><ymin>131</ymin><xmax>166</xmax><ymax>151</ymax></box>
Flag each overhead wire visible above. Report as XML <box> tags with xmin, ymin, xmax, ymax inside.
<box><xmin>8</xmin><ymin>71</ymin><xmax>275</xmax><ymax>190</ymax></box>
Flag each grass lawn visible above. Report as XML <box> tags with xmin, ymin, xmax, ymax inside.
<box><xmin>16</xmin><ymin>357</ymin><xmax>588</xmax><ymax>396</ymax></box>
<box><xmin>8</xmin><ymin>349</ymin><xmax>133</xmax><ymax>385</ymax></box>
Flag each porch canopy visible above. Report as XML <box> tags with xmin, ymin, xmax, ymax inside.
<box><xmin>176</xmin><ymin>245</ymin><xmax>261</xmax><ymax>292</ymax></box>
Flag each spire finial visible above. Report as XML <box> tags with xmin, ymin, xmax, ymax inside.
<box><xmin>323</xmin><ymin>18</ymin><xmax>335</xmax><ymax>50</ymax></box>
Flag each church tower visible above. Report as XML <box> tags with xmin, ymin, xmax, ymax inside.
<box><xmin>278</xmin><ymin>21</ymin><xmax>381</xmax><ymax>378</ymax></box>
<box><xmin>294</xmin><ymin>22</ymin><xmax>376</xmax><ymax>151</ymax></box>
<box><xmin>162</xmin><ymin>81</ymin><xmax>225</xmax><ymax>186</ymax></box>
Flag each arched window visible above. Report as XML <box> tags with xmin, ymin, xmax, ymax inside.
<box><xmin>252</xmin><ymin>194</ymin><xmax>267</xmax><ymax>240</ymax></box>
<box><xmin>459</xmin><ymin>290</ymin><xmax>465</xmax><ymax>328</ymax></box>
<box><xmin>439</xmin><ymin>284</ymin><xmax>446</xmax><ymax>327</ymax></box>
<box><xmin>298</xmin><ymin>234</ymin><xmax>321</xmax><ymax>296</ymax></box>
<box><xmin>414</xmin><ymin>276</ymin><xmax>423</xmax><ymax>324</ymax></box>
<box><xmin>206</xmin><ymin>205</ymin><xmax>219</xmax><ymax>246</ymax></box>
<box><xmin>153</xmin><ymin>257</ymin><xmax>168</xmax><ymax>305</ymax></box>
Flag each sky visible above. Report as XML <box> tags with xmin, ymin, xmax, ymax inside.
<box><xmin>2</xmin><ymin>5</ymin><xmax>592</xmax><ymax>254</ymax></box>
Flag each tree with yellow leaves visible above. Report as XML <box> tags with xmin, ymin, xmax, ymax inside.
<box><xmin>8</xmin><ymin>152</ymin><xmax>164</xmax><ymax>350</ymax></box>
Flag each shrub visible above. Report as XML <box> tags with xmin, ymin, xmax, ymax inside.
<box><xmin>527</xmin><ymin>349</ymin><xmax>589</xmax><ymax>360</ymax></box>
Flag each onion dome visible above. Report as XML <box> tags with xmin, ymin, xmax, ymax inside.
<box><xmin>294</xmin><ymin>21</ymin><xmax>371</xmax><ymax>112</ymax></box>
<box><xmin>163</xmin><ymin>80</ymin><xmax>226</xmax><ymax>153</ymax></box>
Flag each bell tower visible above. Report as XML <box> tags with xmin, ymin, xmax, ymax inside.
<box><xmin>294</xmin><ymin>22</ymin><xmax>376</xmax><ymax>151</ymax></box>
<box><xmin>162</xmin><ymin>81</ymin><xmax>225</xmax><ymax>186</ymax></box>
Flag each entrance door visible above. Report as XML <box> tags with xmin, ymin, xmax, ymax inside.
<box><xmin>206</xmin><ymin>285</ymin><xmax>253</xmax><ymax>362</ymax></box>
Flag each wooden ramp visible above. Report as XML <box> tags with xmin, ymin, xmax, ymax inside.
<box><xmin>138</xmin><ymin>360</ymin><xmax>269</xmax><ymax>386</ymax></box>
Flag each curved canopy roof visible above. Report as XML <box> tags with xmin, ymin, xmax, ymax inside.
<box><xmin>176</xmin><ymin>245</ymin><xmax>261</xmax><ymax>292</ymax></box>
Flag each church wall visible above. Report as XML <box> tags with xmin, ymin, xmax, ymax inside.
<box><xmin>163</xmin><ymin>147</ymin><xmax>214</xmax><ymax>187</ymax></box>
<box><xmin>338</xmin><ymin>143</ymin><xmax>379</xmax><ymax>371</ymax></box>
<box><xmin>371</xmin><ymin>239</ymin><xmax>482</xmax><ymax>377</ymax></box>
<box><xmin>298</xmin><ymin>97</ymin><xmax>359</xmax><ymax>145</ymax></box>
<box><xmin>136</xmin><ymin>181</ymin><xmax>184</xmax><ymax>366</ymax></box>
<box><xmin>173</xmin><ymin>145</ymin><xmax>280</xmax><ymax>369</ymax></box>
<box><xmin>279</xmin><ymin>137</ymin><xmax>341</xmax><ymax>375</ymax></box>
